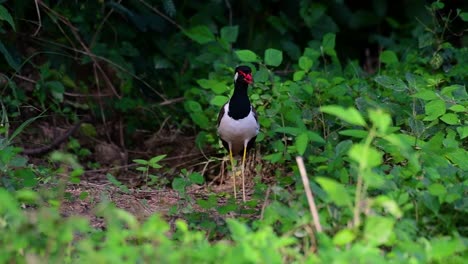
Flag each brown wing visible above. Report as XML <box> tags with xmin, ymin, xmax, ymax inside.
<box><xmin>217</xmin><ymin>103</ymin><xmax>227</xmax><ymax>127</ymax></box>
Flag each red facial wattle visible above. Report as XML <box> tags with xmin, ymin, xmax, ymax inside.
<box><xmin>238</xmin><ymin>71</ymin><xmax>253</xmax><ymax>84</ymax></box>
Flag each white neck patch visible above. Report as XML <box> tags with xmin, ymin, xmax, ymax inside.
<box><xmin>234</xmin><ymin>72</ymin><xmax>238</xmax><ymax>82</ymax></box>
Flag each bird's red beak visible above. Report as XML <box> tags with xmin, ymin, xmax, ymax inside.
<box><xmin>238</xmin><ymin>71</ymin><xmax>253</xmax><ymax>84</ymax></box>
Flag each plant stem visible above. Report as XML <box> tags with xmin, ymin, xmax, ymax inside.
<box><xmin>353</xmin><ymin>127</ymin><xmax>376</xmax><ymax>228</ymax></box>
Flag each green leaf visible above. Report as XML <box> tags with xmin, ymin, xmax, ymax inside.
<box><xmin>106</xmin><ymin>173</ymin><xmax>121</xmax><ymax>184</ymax></box>
<box><xmin>46</xmin><ymin>81</ymin><xmax>65</xmax><ymax>102</ymax></box>
<box><xmin>14</xmin><ymin>169</ymin><xmax>37</xmax><ymax>187</ymax></box>
<box><xmin>349</xmin><ymin>144</ymin><xmax>382</xmax><ymax>169</ymax></box>
<box><xmin>254</xmin><ymin>67</ymin><xmax>269</xmax><ymax>83</ymax></box>
<box><xmin>307</xmin><ymin>131</ymin><xmax>325</xmax><ymax>144</ymax></box>
<box><xmin>235</xmin><ymin>49</ymin><xmax>259</xmax><ymax>62</ymax></box>
<box><xmin>446</xmin><ymin>149</ymin><xmax>468</xmax><ymax>171</ymax></box>
<box><xmin>220</xmin><ymin>25</ymin><xmax>239</xmax><ymax>43</ymax></box>
<box><xmin>320</xmin><ymin>105</ymin><xmax>367</xmax><ymax>127</ymax></box>
<box><xmin>263</xmin><ymin>152</ymin><xmax>282</xmax><ymax>163</ymax></box>
<box><xmin>196</xmin><ymin>79</ymin><xmax>227</xmax><ymax>94</ymax></box>
<box><xmin>431</xmin><ymin>1</ymin><xmax>444</xmax><ymax>10</ymax></box>
<box><xmin>210</xmin><ymin>95</ymin><xmax>229</xmax><ymax>107</ymax></box>
<box><xmin>439</xmin><ymin>113</ymin><xmax>459</xmax><ymax>125</ymax></box>
<box><xmin>293</xmin><ymin>70</ymin><xmax>305</xmax><ymax>81</ymax></box>
<box><xmin>368</xmin><ymin>109</ymin><xmax>391</xmax><ymax>134</ymax></box>
<box><xmin>441</xmin><ymin>85</ymin><xmax>464</xmax><ymax>97</ymax></box>
<box><xmin>412</xmin><ymin>89</ymin><xmax>438</xmax><ymax>101</ymax></box>
<box><xmin>149</xmin><ymin>154</ymin><xmax>166</xmax><ymax>165</ymax></box>
<box><xmin>374</xmin><ymin>75</ymin><xmax>408</xmax><ymax>91</ymax></box>
<box><xmin>333</xmin><ymin>229</ymin><xmax>356</xmax><ymax>246</ymax></box>
<box><xmin>184</xmin><ymin>25</ymin><xmax>215</xmax><ymax>44</ymax></box>
<box><xmin>0</xmin><ymin>5</ymin><xmax>15</xmax><ymax>31</ymax></box>
<box><xmin>303</xmin><ymin>84</ymin><xmax>313</xmax><ymax>95</ymax></box>
<box><xmin>185</xmin><ymin>100</ymin><xmax>202</xmax><ymax>112</ymax></box>
<box><xmin>9</xmin><ymin>156</ymin><xmax>27</xmax><ymax>167</ymax></box>
<box><xmin>418</xmin><ymin>33</ymin><xmax>433</xmax><ymax>48</ymax></box>
<box><xmin>423</xmin><ymin>99</ymin><xmax>446</xmax><ymax>121</ymax></box>
<box><xmin>8</xmin><ymin>113</ymin><xmax>45</xmax><ymax>143</ymax></box>
<box><xmin>227</xmin><ymin>219</ymin><xmax>250</xmax><ymax>240</ymax></box>
<box><xmin>379</xmin><ymin>50</ymin><xmax>398</xmax><ymax>65</ymax></box>
<box><xmin>188</xmin><ymin>172</ymin><xmax>204</xmax><ymax>184</ymax></box>
<box><xmin>153</xmin><ymin>55</ymin><xmax>173</xmax><ymax>69</ymax></box>
<box><xmin>430</xmin><ymin>237</ymin><xmax>465</xmax><ymax>261</ymax></box>
<box><xmin>408</xmin><ymin>117</ymin><xmax>425</xmax><ymax>137</ymax></box>
<box><xmin>322</xmin><ymin>33</ymin><xmax>336</xmax><ymax>55</ymax></box>
<box><xmin>218</xmin><ymin>204</ymin><xmax>237</xmax><ymax>214</ymax></box>
<box><xmin>428</xmin><ymin>183</ymin><xmax>446</xmax><ymax>196</ymax></box>
<box><xmin>274</xmin><ymin>126</ymin><xmax>303</xmax><ymax>136</ymax></box>
<box><xmin>373</xmin><ymin>196</ymin><xmax>403</xmax><ymax>218</ymax></box>
<box><xmin>460</xmin><ymin>12</ymin><xmax>468</xmax><ymax>22</ymax></box>
<box><xmin>449</xmin><ymin>104</ymin><xmax>465</xmax><ymax>112</ymax></box>
<box><xmin>456</xmin><ymin>126</ymin><xmax>468</xmax><ymax>139</ymax></box>
<box><xmin>191</xmin><ymin>112</ymin><xmax>209</xmax><ymax>128</ymax></box>
<box><xmin>298</xmin><ymin>56</ymin><xmax>313</xmax><ymax>71</ymax></box>
<box><xmin>295</xmin><ymin>132</ymin><xmax>309</xmax><ymax>155</ymax></box>
<box><xmin>16</xmin><ymin>190</ymin><xmax>40</xmax><ymax>203</ymax></box>
<box><xmin>133</xmin><ymin>159</ymin><xmax>148</xmax><ymax>165</ymax></box>
<box><xmin>172</xmin><ymin>178</ymin><xmax>187</xmax><ymax>194</ymax></box>
<box><xmin>197</xmin><ymin>195</ymin><xmax>217</xmax><ymax>209</ymax></box>
<box><xmin>364</xmin><ymin>216</ymin><xmax>395</xmax><ymax>246</ymax></box>
<box><xmin>0</xmin><ymin>42</ymin><xmax>20</xmax><ymax>71</ymax></box>
<box><xmin>316</xmin><ymin>177</ymin><xmax>352</xmax><ymax>207</ymax></box>
<box><xmin>264</xmin><ymin>48</ymin><xmax>283</xmax><ymax>67</ymax></box>
<box><xmin>339</xmin><ymin>129</ymin><xmax>368</xmax><ymax>138</ymax></box>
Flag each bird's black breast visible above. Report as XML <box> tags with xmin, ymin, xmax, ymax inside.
<box><xmin>228</xmin><ymin>96</ymin><xmax>251</xmax><ymax>120</ymax></box>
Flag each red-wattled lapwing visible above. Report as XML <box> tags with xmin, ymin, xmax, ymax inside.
<box><xmin>217</xmin><ymin>65</ymin><xmax>259</xmax><ymax>202</ymax></box>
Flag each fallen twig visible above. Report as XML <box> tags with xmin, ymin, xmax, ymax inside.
<box><xmin>296</xmin><ymin>156</ymin><xmax>323</xmax><ymax>233</ymax></box>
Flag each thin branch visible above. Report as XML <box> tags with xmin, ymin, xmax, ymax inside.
<box><xmin>38</xmin><ymin>0</ymin><xmax>121</xmax><ymax>99</ymax></box>
<box><xmin>93</xmin><ymin>64</ymin><xmax>112</xmax><ymax>143</ymax></box>
<box><xmin>137</xmin><ymin>0</ymin><xmax>184</xmax><ymax>31</ymax></box>
<box><xmin>21</xmin><ymin>118</ymin><xmax>87</xmax><ymax>155</ymax></box>
<box><xmin>63</xmin><ymin>92</ymin><xmax>112</xmax><ymax>97</ymax></box>
<box><xmin>260</xmin><ymin>186</ymin><xmax>272</xmax><ymax>220</ymax></box>
<box><xmin>296</xmin><ymin>156</ymin><xmax>323</xmax><ymax>233</ymax></box>
<box><xmin>13</xmin><ymin>74</ymin><xmax>36</xmax><ymax>83</ymax></box>
<box><xmin>33</xmin><ymin>0</ymin><xmax>42</xmax><ymax>36</ymax></box>
<box><xmin>159</xmin><ymin>97</ymin><xmax>184</xmax><ymax>106</ymax></box>
<box><xmin>353</xmin><ymin>172</ymin><xmax>363</xmax><ymax>227</ymax></box>
<box><xmin>29</xmin><ymin>36</ymin><xmax>167</xmax><ymax>101</ymax></box>
<box><xmin>224</xmin><ymin>0</ymin><xmax>233</xmax><ymax>26</ymax></box>
<box><xmin>90</xmin><ymin>0</ymin><xmax>121</xmax><ymax>48</ymax></box>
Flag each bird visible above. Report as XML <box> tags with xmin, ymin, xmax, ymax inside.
<box><xmin>217</xmin><ymin>65</ymin><xmax>259</xmax><ymax>202</ymax></box>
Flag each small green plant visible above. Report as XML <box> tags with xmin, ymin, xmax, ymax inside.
<box><xmin>106</xmin><ymin>173</ymin><xmax>130</xmax><ymax>193</ymax></box>
<box><xmin>67</xmin><ymin>137</ymin><xmax>92</xmax><ymax>158</ymax></box>
<box><xmin>0</xmin><ymin>106</ymin><xmax>44</xmax><ymax>190</ymax></box>
<box><xmin>133</xmin><ymin>154</ymin><xmax>167</xmax><ymax>187</ymax></box>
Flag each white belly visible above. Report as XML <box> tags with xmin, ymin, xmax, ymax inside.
<box><xmin>218</xmin><ymin>104</ymin><xmax>259</xmax><ymax>154</ymax></box>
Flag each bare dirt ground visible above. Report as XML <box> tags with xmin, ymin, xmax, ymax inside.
<box><xmin>60</xmin><ymin>172</ymin><xmax>260</xmax><ymax>229</ymax></box>
<box><xmin>18</xmin><ymin>118</ymin><xmax>276</xmax><ymax>227</ymax></box>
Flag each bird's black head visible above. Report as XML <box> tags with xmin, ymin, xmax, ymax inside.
<box><xmin>234</xmin><ymin>65</ymin><xmax>253</xmax><ymax>84</ymax></box>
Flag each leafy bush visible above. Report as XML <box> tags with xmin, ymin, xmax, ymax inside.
<box><xmin>1</xmin><ymin>0</ymin><xmax>467</xmax><ymax>263</ymax></box>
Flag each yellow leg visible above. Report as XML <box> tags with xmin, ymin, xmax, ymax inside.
<box><xmin>241</xmin><ymin>145</ymin><xmax>247</xmax><ymax>202</ymax></box>
<box><xmin>229</xmin><ymin>146</ymin><xmax>236</xmax><ymax>199</ymax></box>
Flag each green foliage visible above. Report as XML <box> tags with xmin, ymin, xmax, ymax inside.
<box><xmin>0</xmin><ymin>0</ymin><xmax>467</xmax><ymax>262</ymax></box>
